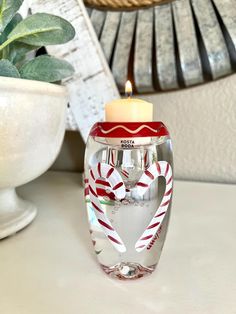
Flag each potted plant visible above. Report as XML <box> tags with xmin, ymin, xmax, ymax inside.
<box><xmin>0</xmin><ymin>0</ymin><xmax>75</xmax><ymax>239</ymax></box>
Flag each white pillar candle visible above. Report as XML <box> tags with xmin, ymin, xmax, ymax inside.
<box><xmin>105</xmin><ymin>81</ymin><xmax>153</xmax><ymax>122</ymax></box>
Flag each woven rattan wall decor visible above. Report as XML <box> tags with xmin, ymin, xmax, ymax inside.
<box><xmin>86</xmin><ymin>0</ymin><xmax>236</xmax><ymax>93</ymax></box>
<box><xmin>85</xmin><ymin>0</ymin><xmax>172</xmax><ymax>10</ymax></box>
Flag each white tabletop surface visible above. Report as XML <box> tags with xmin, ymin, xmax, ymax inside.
<box><xmin>0</xmin><ymin>171</ymin><xmax>236</xmax><ymax>314</ymax></box>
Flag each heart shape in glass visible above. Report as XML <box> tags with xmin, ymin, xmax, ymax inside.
<box><xmin>88</xmin><ymin>161</ymin><xmax>173</xmax><ymax>253</ymax></box>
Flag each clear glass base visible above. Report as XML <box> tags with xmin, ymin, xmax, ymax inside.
<box><xmin>101</xmin><ymin>262</ymin><xmax>156</xmax><ymax>280</ymax></box>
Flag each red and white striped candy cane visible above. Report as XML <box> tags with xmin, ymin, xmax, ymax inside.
<box><xmin>88</xmin><ymin>162</ymin><xmax>126</xmax><ymax>253</ymax></box>
<box><xmin>121</xmin><ymin>169</ymin><xmax>129</xmax><ymax>179</ymax></box>
<box><xmin>135</xmin><ymin>161</ymin><xmax>173</xmax><ymax>252</ymax></box>
<box><xmin>110</xmin><ymin>150</ymin><xmax>116</xmax><ymax>167</ymax></box>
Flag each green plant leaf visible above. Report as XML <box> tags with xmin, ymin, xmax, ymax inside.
<box><xmin>4</xmin><ymin>12</ymin><xmax>22</xmax><ymax>35</ymax></box>
<box><xmin>8</xmin><ymin>42</ymin><xmax>37</xmax><ymax>64</ymax></box>
<box><xmin>0</xmin><ymin>59</ymin><xmax>20</xmax><ymax>77</ymax></box>
<box><xmin>0</xmin><ymin>13</ymin><xmax>75</xmax><ymax>51</ymax></box>
<box><xmin>0</xmin><ymin>13</ymin><xmax>22</xmax><ymax>44</ymax></box>
<box><xmin>0</xmin><ymin>13</ymin><xmax>23</xmax><ymax>59</ymax></box>
<box><xmin>0</xmin><ymin>0</ymin><xmax>23</xmax><ymax>33</ymax></box>
<box><xmin>19</xmin><ymin>55</ymin><xmax>74</xmax><ymax>82</ymax></box>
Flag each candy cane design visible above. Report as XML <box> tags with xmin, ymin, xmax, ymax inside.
<box><xmin>121</xmin><ymin>169</ymin><xmax>129</xmax><ymax>178</ymax></box>
<box><xmin>144</xmin><ymin>151</ymin><xmax>149</xmax><ymax>169</ymax></box>
<box><xmin>88</xmin><ymin>163</ymin><xmax>127</xmax><ymax>253</ymax></box>
<box><xmin>110</xmin><ymin>150</ymin><xmax>130</xmax><ymax>179</ymax></box>
<box><xmin>135</xmin><ymin>161</ymin><xmax>173</xmax><ymax>252</ymax></box>
<box><xmin>110</xmin><ymin>150</ymin><xmax>116</xmax><ymax>167</ymax></box>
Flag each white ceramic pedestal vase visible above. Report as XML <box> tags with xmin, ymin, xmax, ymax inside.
<box><xmin>0</xmin><ymin>77</ymin><xmax>68</xmax><ymax>239</ymax></box>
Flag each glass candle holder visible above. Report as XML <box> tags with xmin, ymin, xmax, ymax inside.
<box><xmin>84</xmin><ymin>122</ymin><xmax>173</xmax><ymax>280</ymax></box>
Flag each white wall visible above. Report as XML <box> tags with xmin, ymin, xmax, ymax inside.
<box><xmin>141</xmin><ymin>75</ymin><xmax>236</xmax><ymax>184</ymax></box>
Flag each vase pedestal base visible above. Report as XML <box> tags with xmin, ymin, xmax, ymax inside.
<box><xmin>0</xmin><ymin>188</ymin><xmax>37</xmax><ymax>240</ymax></box>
